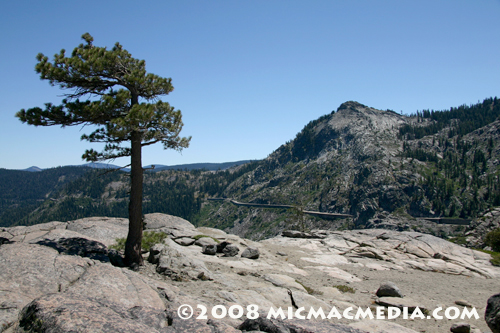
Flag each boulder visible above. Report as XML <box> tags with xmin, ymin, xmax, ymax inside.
<box><xmin>202</xmin><ymin>244</ymin><xmax>217</xmax><ymax>255</ymax></box>
<box><xmin>486</xmin><ymin>293</ymin><xmax>500</xmax><ymax>333</ymax></box>
<box><xmin>222</xmin><ymin>244</ymin><xmax>239</xmax><ymax>257</ymax></box>
<box><xmin>241</xmin><ymin>247</ymin><xmax>260</xmax><ymax>259</ymax></box>
<box><xmin>376</xmin><ymin>281</ymin><xmax>403</xmax><ymax>298</ymax></box>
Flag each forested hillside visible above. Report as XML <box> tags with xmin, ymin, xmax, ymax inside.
<box><xmin>0</xmin><ymin>162</ymin><xmax>260</xmax><ymax>227</ymax></box>
<box><xmin>0</xmin><ymin>167</ymin><xmax>90</xmax><ymax>226</ymax></box>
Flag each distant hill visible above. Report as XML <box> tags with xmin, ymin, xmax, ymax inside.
<box><xmin>15</xmin><ymin>160</ymin><xmax>254</xmax><ymax>173</ymax></box>
<box><xmin>22</xmin><ymin>166</ymin><xmax>43</xmax><ymax>172</ymax></box>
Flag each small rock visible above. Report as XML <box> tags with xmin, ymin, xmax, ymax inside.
<box><xmin>486</xmin><ymin>293</ymin><xmax>500</xmax><ymax>333</ymax></box>
<box><xmin>450</xmin><ymin>322</ymin><xmax>471</xmax><ymax>333</ymax></box>
<box><xmin>277</xmin><ymin>251</ymin><xmax>288</xmax><ymax>256</ymax></box>
<box><xmin>202</xmin><ymin>244</ymin><xmax>217</xmax><ymax>255</ymax></box>
<box><xmin>223</xmin><ymin>244</ymin><xmax>239</xmax><ymax>257</ymax></box>
<box><xmin>455</xmin><ymin>300</ymin><xmax>474</xmax><ymax>308</ymax></box>
<box><xmin>174</xmin><ymin>237</ymin><xmax>195</xmax><ymax>246</ymax></box>
<box><xmin>376</xmin><ymin>281</ymin><xmax>403</xmax><ymax>298</ymax></box>
<box><xmin>241</xmin><ymin>247</ymin><xmax>260</xmax><ymax>259</ymax></box>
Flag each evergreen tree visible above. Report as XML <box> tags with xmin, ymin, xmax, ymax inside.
<box><xmin>16</xmin><ymin>33</ymin><xmax>190</xmax><ymax>266</ymax></box>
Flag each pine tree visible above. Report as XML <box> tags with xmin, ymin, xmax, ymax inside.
<box><xmin>16</xmin><ymin>33</ymin><xmax>190</xmax><ymax>266</ymax></box>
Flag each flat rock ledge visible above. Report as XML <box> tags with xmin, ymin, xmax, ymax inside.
<box><xmin>0</xmin><ymin>214</ymin><xmax>499</xmax><ymax>333</ymax></box>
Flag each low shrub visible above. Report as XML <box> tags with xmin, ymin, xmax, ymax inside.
<box><xmin>109</xmin><ymin>231</ymin><xmax>168</xmax><ymax>252</ymax></box>
<box><xmin>333</xmin><ymin>285</ymin><xmax>355</xmax><ymax>293</ymax></box>
<box><xmin>485</xmin><ymin>228</ymin><xmax>500</xmax><ymax>252</ymax></box>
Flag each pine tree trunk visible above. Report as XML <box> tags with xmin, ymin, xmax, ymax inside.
<box><xmin>125</xmin><ymin>130</ymin><xmax>144</xmax><ymax>266</ymax></box>
<box><xmin>125</xmin><ymin>93</ymin><xmax>144</xmax><ymax>267</ymax></box>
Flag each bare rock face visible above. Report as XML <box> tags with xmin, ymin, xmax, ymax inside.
<box><xmin>66</xmin><ymin>216</ymin><xmax>129</xmax><ymax>247</ymax></box>
<box><xmin>154</xmin><ymin>238</ymin><xmax>213</xmax><ymax>281</ymax></box>
<box><xmin>17</xmin><ymin>293</ymin><xmax>168</xmax><ymax>333</ymax></box>
<box><xmin>144</xmin><ymin>213</ymin><xmax>198</xmax><ymax>238</ymax></box>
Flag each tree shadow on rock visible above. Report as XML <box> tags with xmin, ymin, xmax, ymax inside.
<box><xmin>36</xmin><ymin>237</ymin><xmax>124</xmax><ymax>266</ymax></box>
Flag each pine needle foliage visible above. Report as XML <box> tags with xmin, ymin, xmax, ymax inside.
<box><xmin>15</xmin><ymin>33</ymin><xmax>190</xmax><ymax>266</ymax></box>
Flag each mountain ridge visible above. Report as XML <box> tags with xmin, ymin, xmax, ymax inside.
<box><xmin>12</xmin><ymin>160</ymin><xmax>254</xmax><ymax>173</ymax></box>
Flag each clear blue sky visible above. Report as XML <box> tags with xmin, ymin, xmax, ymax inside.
<box><xmin>1</xmin><ymin>1</ymin><xmax>500</xmax><ymax>169</ymax></box>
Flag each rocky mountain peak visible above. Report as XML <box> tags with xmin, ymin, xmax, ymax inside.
<box><xmin>332</xmin><ymin>101</ymin><xmax>407</xmax><ymax>133</ymax></box>
<box><xmin>336</xmin><ymin>100</ymin><xmax>369</xmax><ymax>111</ymax></box>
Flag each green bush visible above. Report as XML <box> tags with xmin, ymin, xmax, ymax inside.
<box><xmin>491</xmin><ymin>253</ymin><xmax>500</xmax><ymax>266</ymax></box>
<box><xmin>485</xmin><ymin>228</ymin><xmax>500</xmax><ymax>252</ymax></box>
<box><xmin>109</xmin><ymin>231</ymin><xmax>168</xmax><ymax>252</ymax></box>
<box><xmin>109</xmin><ymin>237</ymin><xmax>126</xmax><ymax>251</ymax></box>
<box><xmin>333</xmin><ymin>285</ymin><xmax>355</xmax><ymax>294</ymax></box>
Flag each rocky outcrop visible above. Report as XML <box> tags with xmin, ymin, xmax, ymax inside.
<box><xmin>486</xmin><ymin>293</ymin><xmax>500</xmax><ymax>333</ymax></box>
<box><xmin>1</xmin><ymin>214</ymin><xmax>499</xmax><ymax>333</ymax></box>
<box><xmin>465</xmin><ymin>207</ymin><xmax>500</xmax><ymax>249</ymax></box>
